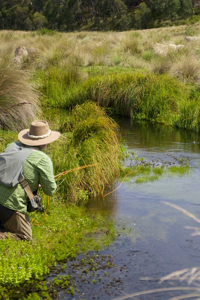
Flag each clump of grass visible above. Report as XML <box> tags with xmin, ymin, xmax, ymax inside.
<box><xmin>0</xmin><ymin>62</ymin><xmax>40</xmax><ymax>131</ymax></box>
<box><xmin>36</xmin><ymin>65</ymin><xmax>83</xmax><ymax>107</ymax></box>
<box><xmin>152</xmin><ymin>57</ymin><xmax>172</xmax><ymax>74</ymax></box>
<box><xmin>174</xmin><ymin>89</ymin><xmax>200</xmax><ymax>132</ymax></box>
<box><xmin>50</xmin><ymin>102</ymin><xmax>120</xmax><ymax>204</ymax></box>
<box><xmin>122</xmin><ymin>36</ymin><xmax>142</xmax><ymax>55</ymax></box>
<box><xmin>142</xmin><ymin>50</ymin><xmax>154</xmax><ymax>61</ymax></box>
<box><xmin>171</xmin><ymin>56</ymin><xmax>200</xmax><ymax>82</ymax></box>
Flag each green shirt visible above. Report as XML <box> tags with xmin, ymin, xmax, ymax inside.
<box><xmin>0</xmin><ymin>145</ymin><xmax>57</xmax><ymax>214</ymax></box>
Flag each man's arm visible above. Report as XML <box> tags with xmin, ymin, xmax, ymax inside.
<box><xmin>37</xmin><ymin>156</ymin><xmax>57</xmax><ymax>195</ymax></box>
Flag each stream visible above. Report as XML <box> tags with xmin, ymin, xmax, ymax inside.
<box><xmin>48</xmin><ymin>117</ymin><xmax>200</xmax><ymax>300</ymax></box>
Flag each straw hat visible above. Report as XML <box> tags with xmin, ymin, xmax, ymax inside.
<box><xmin>18</xmin><ymin>120</ymin><xmax>60</xmax><ymax>146</ymax></box>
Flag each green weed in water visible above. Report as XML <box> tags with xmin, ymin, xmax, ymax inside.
<box><xmin>135</xmin><ymin>174</ymin><xmax>160</xmax><ymax>183</ymax></box>
<box><xmin>168</xmin><ymin>165</ymin><xmax>190</xmax><ymax>176</ymax></box>
<box><xmin>120</xmin><ymin>163</ymin><xmax>190</xmax><ymax>185</ymax></box>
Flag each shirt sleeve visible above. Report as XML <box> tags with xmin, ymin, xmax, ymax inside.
<box><xmin>37</xmin><ymin>155</ymin><xmax>57</xmax><ymax>195</ymax></box>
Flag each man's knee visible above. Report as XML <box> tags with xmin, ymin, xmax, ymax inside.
<box><xmin>3</xmin><ymin>211</ymin><xmax>32</xmax><ymax>241</ymax></box>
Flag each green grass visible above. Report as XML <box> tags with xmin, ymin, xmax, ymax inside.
<box><xmin>0</xmin><ymin>201</ymin><xmax>115</xmax><ymax>298</ymax></box>
<box><xmin>38</xmin><ymin>70</ymin><xmax>200</xmax><ymax>132</ymax></box>
<box><xmin>0</xmin><ymin>101</ymin><xmax>120</xmax><ymax>297</ymax></box>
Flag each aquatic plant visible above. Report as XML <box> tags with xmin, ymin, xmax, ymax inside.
<box><xmin>119</xmin><ymin>163</ymin><xmax>190</xmax><ymax>185</ymax></box>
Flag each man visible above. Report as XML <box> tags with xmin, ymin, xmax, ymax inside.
<box><xmin>0</xmin><ymin>120</ymin><xmax>60</xmax><ymax>241</ymax></box>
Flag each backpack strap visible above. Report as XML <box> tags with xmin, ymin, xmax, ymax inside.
<box><xmin>20</xmin><ymin>177</ymin><xmax>34</xmax><ymax>200</ymax></box>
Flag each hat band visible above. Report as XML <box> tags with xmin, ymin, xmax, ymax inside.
<box><xmin>28</xmin><ymin>130</ymin><xmax>51</xmax><ymax>139</ymax></box>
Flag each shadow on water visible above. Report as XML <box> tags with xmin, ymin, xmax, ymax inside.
<box><xmin>48</xmin><ymin>117</ymin><xmax>200</xmax><ymax>299</ymax></box>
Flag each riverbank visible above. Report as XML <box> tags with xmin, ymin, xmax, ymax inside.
<box><xmin>1</xmin><ymin>24</ymin><xmax>200</xmax><ymax>298</ymax></box>
<box><xmin>0</xmin><ymin>102</ymin><xmax>121</xmax><ymax>299</ymax></box>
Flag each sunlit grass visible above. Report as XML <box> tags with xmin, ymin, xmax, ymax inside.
<box><xmin>0</xmin><ymin>200</ymin><xmax>115</xmax><ymax>296</ymax></box>
<box><xmin>2</xmin><ymin>26</ymin><xmax>200</xmax><ymax>131</ymax></box>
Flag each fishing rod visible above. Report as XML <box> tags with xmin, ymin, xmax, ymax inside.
<box><xmin>31</xmin><ymin>163</ymin><xmax>142</xmax><ymax>225</ymax></box>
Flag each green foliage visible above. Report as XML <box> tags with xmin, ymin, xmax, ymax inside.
<box><xmin>32</xmin><ymin>12</ymin><xmax>47</xmax><ymax>30</ymax></box>
<box><xmin>120</xmin><ymin>163</ymin><xmax>190</xmax><ymax>185</ymax></box>
<box><xmin>142</xmin><ymin>50</ymin><xmax>154</xmax><ymax>61</ymax></box>
<box><xmin>37</xmin><ymin>66</ymin><xmax>82</xmax><ymax>107</ymax></box>
<box><xmin>36</xmin><ymin>28</ymin><xmax>56</xmax><ymax>36</ymax></box>
<box><xmin>173</xmin><ymin>88</ymin><xmax>200</xmax><ymax>132</ymax></box>
<box><xmin>0</xmin><ymin>200</ymin><xmax>115</xmax><ymax>291</ymax></box>
<box><xmin>53</xmin><ymin>102</ymin><xmax>120</xmax><ymax>203</ymax></box>
<box><xmin>134</xmin><ymin>2</ymin><xmax>151</xmax><ymax>29</ymax></box>
<box><xmin>45</xmin><ymin>71</ymin><xmax>196</xmax><ymax>129</ymax></box>
<box><xmin>0</xmin><ymin>0</ymin><xmax>197</xmax><ymax>32</ymax></box>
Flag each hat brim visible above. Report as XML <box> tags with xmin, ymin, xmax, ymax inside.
<box><xmin>18</xmin><ymin>129</ymin><xmax>60</xmax><ymax>146</ymax></box>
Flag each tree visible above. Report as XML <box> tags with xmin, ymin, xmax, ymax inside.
<box><xmin>149</xmin><ymin>0</ymin><xmax>181</xmax><ymax>21</ymax></box>
<box><xmin>134</xmin><ymin>2</ymin><xmax>151</xmax><ymax>28</ymax></box>
<box><xmin>179</xmin><ymin>0</ymin><xmax>193</xmax><ymax>17</ymax></box>
<box><xmin>32</xmin><ymin>12</ymin><xmax>47</xmax><ymax>29</ymax></box>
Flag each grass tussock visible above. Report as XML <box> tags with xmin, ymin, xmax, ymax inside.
<box><xmin>0</xmin><ymin>62</ymin><xmax>40</xmax><ymax>131</ymax></box>
<box><xmin>53</xmin><ymin>102</ymin><xmax>120</xmax><ymax>204</ymax></box>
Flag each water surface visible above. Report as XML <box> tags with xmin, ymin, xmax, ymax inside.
<box><xmin>51</xmin><ymin>118</ymin><xmax>200</xmax><ymax>299</ymax></box>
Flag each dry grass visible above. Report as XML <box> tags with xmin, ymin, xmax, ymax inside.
<box><xmin>1</xmin><ymin>23</ymin><xmax>200</xmax><ymax>130</ymax></box>
<box><xmin>1</xmin><ymin>23</ymin><xmax>200</xmax><ymax>84</ymax></box>
<box><xmin>0</xmin><ymin>62</ymin><xmax>40</xmax><ymax>131</ymax></box>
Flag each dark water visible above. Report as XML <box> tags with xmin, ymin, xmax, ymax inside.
<box><xmin>50</xmin><ymin>118</ymin><xmax>200</xmax><ymax>300</ymax></box>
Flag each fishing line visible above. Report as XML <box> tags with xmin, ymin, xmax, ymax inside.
<box><xmin>31</xmin><ymin>163</ymin><xmax>142</xmax><ymax>225</ymax></box>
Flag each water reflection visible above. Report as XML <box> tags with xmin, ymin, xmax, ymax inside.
<box><xmin>84</xmin><ymin>118</ymin><xmax>200</xmax><ymax>299</ymax></box>
<box><xmin>48</xmin><ymin>115</ymin><xmax>200</xmax><ymax>299</ymax></box>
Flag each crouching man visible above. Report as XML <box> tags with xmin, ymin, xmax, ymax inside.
<box><xmin>0</xmin><ymin>120</ymin><xmax>60</xmax><ymax>241</ymax></box>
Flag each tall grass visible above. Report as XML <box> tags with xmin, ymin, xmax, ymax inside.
<box><xmin>1</xmin><ymin>26</ymin><xmax>200</xmax><ymax>131</ymax></box>
<box><xmin>50</xmin><ymin>102</ymin><xmax>120</xmax><ymax>204</ymax></box>
<box><xmin>38</xmin><ymin>69</ymin><xmax>200</xmax><ymax>131</ymax></box>
<box><xmin>0</xmin><ymin>60</ymin><xmax>40</xmax><ymax>131</ymax></box>
<box><xmin>41</xmin><ymin>72</ymin><xmax>194</xmax><ymax>122</ymax></box>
